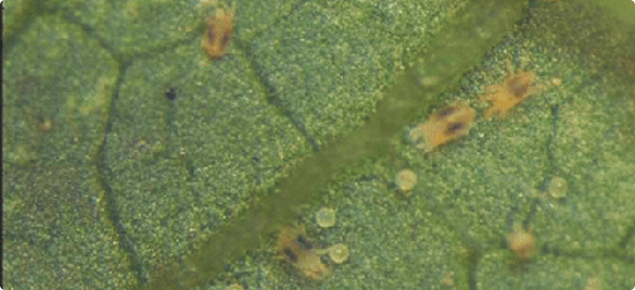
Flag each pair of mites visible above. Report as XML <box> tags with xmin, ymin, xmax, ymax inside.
<box><xmin>410</xmin><ymin>69</ymin><xmax>540</xmax><ymax>151</ymax></box>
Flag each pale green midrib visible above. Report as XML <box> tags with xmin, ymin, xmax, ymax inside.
<box><xmin>142</xmin><ymin>0</ymin><xmax>528</xmax><ymax>289</ymax></box>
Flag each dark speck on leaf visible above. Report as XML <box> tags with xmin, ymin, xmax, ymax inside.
<box><xmin>509</xmin><ymin>76</ymin><xmax>529</xmax><ymax>98</ymax></box>
<box><xmin>165</xmin><ymin>87</ymin><xmax>177</xmax><ymax>101</ymax></box>
<box><xmin>283</xmin><ymin>248</ymin><xmax>298</xmax><ymax>263</ymax></box>
<box><xmin>296</xmin><ymin>235</ymin><xmax>313</xmax><ymax>250</ymax></box>
<box><xmin>222</xmin><ymin>34</ymin><xmax>231</xmax><ymax>46</ymax></box>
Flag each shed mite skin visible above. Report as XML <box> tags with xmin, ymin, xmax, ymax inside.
<box><xmin>201</xmin><ymin>8</ymin><xmax>235</xmax><ymax>60</ymax></box>
<box><xmin>276</xmin><ymin>225</ymin><xmax>330</xmax><ymax>280</ymax></box>
<box><xmin>409</xmin><ymin>103</ymin><xmax>476</xmax><ymax>151</ymax></box>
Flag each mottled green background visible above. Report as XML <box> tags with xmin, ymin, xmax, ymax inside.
<box><xmin>3</xmin><ymin>0</ymin><xmax>634</xmax><ymax>289</ymax></box>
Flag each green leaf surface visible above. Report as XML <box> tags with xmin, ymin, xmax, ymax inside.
<box><xmin>3</xmin><ymin>0</ymin><xmax>634</xmax><ymax>289</ymax></box>
<box><xmin>3</xmin><ymin>15</ymin><xmax>134</xmax><ymax>288</ymax></box>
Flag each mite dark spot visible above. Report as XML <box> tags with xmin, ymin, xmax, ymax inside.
<box><xmin>445</xmin><ymin>122</ymin><xmax>464</xmax><ymax>134</ymax></box>
<box><xmin>509</xmin><ymin>76</ymin><xmax>529</xmax><ymax>98</ymax></box>
<box><xmin>165</xmin><ymin>87</ymin><xmax>176</xmax><ymax>101</ymax></box>
<box><xmin>201</xmin><ymin>9</ymin><xmax>234</xmax><ymax>60</ymax></box>
<box><xmin>207</xmin><ymin>25</ymin><xmax>217</xmax><ymax>42</ymax></box>
<box><xmin>283</xmin><ymin>247</ymin><xmax>298</xmax><ymax>263</ymax></box>
<box><xmin>296</xmin><ymin>235</ymin><xmax>313</xmax><ymax>250</ymax></box>
<box><xmin>320</xmin><ymin>254</ymin><xmax>330</xmax><ymax>265</ymax></box>
<box><xmin>37</xmin><ymin>112</ymin><xmax>45</xmax><ymax>123</ymax></box>
<box><xmin>436</xmin><ymin>106</ymin><xmax>457</xmax><ymax>120</ymax></box>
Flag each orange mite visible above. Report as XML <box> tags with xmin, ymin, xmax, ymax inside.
<box><xmin>480</xmin><ymin>70</ymin><xmax>538</xmax><ymax>119</ymax></box>
<box><xmin>276</xmin><ymin>225</ymin><xmax>329</xmax><ymax>280</ymax></box>
<box><xmin>201</xmin><ymin>8</ymin><xmax>234</xmax><ymax>59</ymax></box>
<box><xmin>507</xmin><ymin>224</ymin><xmax>537</xmax><ymax>260</ymax></box>
<box><xmin>409</xmin><ymin>104</ymin><xmax>476</xmax><ymax>151</ymax></box>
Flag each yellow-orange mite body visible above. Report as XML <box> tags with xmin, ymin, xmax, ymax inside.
<box><xmin>201</xmin><ymin>8</ymin><xmax>234</xmax><ymax>59</ymax></box>
<box><xmin>481</xmin><ymin>70</ymin><xmax>538</xmax><ymax>119</ymax></box>
<box><xmin>409</xmin><ymin>104</ymin><xmax>476</xmax><ymax>151</ymax></box>
<box><xmin>276</xmin><ymin>225</ymin><xmax>329</xmax><ymax>280</ymax></box>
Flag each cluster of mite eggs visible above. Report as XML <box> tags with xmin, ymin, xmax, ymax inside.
<box><xmin>200</xmin><ymin>2</ymin><xmax>551</xmax><ymax>279</ymax></box>
<box><xmin>398</xmin><ymin>67</ymin><xmax>551</xmax><ymax>261</ymax></box>
<box><xmin>270</xmin><ymin>65</ymin><xmax>548</xmax><ymax>279</ymax></box>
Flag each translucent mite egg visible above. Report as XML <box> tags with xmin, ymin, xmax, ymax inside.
<box><xmin>316</xmin><ymin>207</ymin><xmax>337</xmax><ymax>228</ymax></box>
<box><xmin>507</xmin><ymin>225</ymin><xmax>537</xmax><ymax>260</ymax></box>
<box><xmin>396</xmin><ymin>169</ymin><xmax>417</xmax><ymax>193</ymax></box>
<box><xmin>548</xmin><ymin>176</ymin><xmax>567</xmax><ymax>200</ymax></box>
<box><xmin>328</xmin><ymin>243</ymin><xmax>350</xmax><ymax>264</ymax></box>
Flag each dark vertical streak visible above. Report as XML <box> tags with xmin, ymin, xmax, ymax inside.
<box><xmin>3</xmin><ymin>0</ymin><xmax>41</xmax><ymax>59</ymax></box>
<box><xmin>233</xmin><ymin>39</ymin><xmax>321</xmax><ymax>152</ymax></box>
<box><xmin>94</xmin><ymin>61</ymin><xmax>146</xmax><ymax>287</ymax></box>
<box><xmin>547</xmin><ymin>105</ymin><xmax>560</xmax><ymax>177</ymax></box>
<box><xmin>525</xmin><ymin>105</ymin><xmax>559</xmax><ymax>229</ymax></box>
<box><xmin>58</xmin><ymin>13</ymin><xmax>146</xmax><ymax>288</ymax></box>
<box><xmin>467</xmin><ymin>244</ymin><xmax>482</xmax><ymax>290</ymax></box>
<box><xmin>618</xmin><ymin>219</ymin><xmax>635</xmax><ymax>249</ymax></box>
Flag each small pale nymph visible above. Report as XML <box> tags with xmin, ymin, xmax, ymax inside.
<box><xmin>507</xmin><ymin>224</ymin><xmax>537</xmax><ymax>260</ymax></box>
